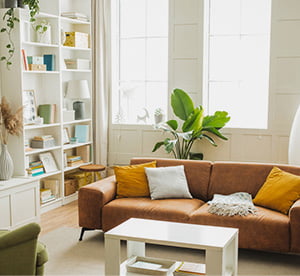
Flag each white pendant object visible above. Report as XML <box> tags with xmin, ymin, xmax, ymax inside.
<box><xmin>288</xmin><ymin>105</ymin><xmax>300</xmax><ymax>165</ymax></box>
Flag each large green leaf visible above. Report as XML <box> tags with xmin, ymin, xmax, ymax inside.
<box><xmin>204</xmin><ymin>127</ymin><xmax>228</xmax><ymax>140</ymax></box>
<box><xmin>182</xmin><ymin>106</ymin><xmax>204</xmax><ymax>132</ymax></box>
<box><xmin>166</xmin><ymin>120</ymin><xmax>178</xmax><ymax>130</ymax></box>
<box><xmin>171</xmin><ymin>89</ymin><xmax>194</xmax><ymax>121</ymax></box>
<box><xmin>152</xmin><ymin>141</ymin><xmax>165</xmax><ymax>152</ymax></box>
<box><xmin>164</xmin><ymin>138</ymin><xmax>177</xmax><ymax>154</ymax></box>
<box><xmin>202</xmin><ymin>111</ymin><xmax>230</xmax><ymax>129</ymax></box>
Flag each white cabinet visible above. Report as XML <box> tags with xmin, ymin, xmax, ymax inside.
<box><xmin>0</xmin><ymin>0</ymin><xmax>93</xmax><ymax>212</ymax></box>
<box><xmin>0</xmin><ymin>178</ymin><xmax>40</xmax><ymax>230</ymax></box>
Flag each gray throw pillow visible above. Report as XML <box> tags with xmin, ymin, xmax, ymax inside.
<box><xmin>145</xmin><ymin>165</ymin><xmax>192</xmax><ymax>200</ymax></box>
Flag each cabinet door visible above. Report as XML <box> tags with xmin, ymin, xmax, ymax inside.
<box><xmin>12</xmin><ymin>186</ymin><xmax>39</xmax><ymax>227</ymax></box>
<box><xmin>0</xmin><ymin>195</ymin><xmax>11</xmax><ymax>229</ymax></box>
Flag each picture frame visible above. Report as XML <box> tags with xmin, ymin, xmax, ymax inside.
<box><xmin>63</xmin><ymin>128</ymin><xmax>70</xmax><ymax>144</ymax></box>
<box><xmin>39</xmin><ymin>152</ymin><xmax>58</xmax><ymax>173</ymax></box>
<box><xmin>23</xmin><ymin>89</ymin><xmax>37</xmax><ymax>125</ymax></box>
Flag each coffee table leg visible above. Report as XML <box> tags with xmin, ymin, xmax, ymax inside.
<box><xmin>224</xmin><ymin>234</ymin><xmax>238</xmax><ymax>276</ymax></box>
<box><xmin>206</xmin><ymin>234</ymin><xmax>238</xmax><ymax>276</ymax></box>
<box><xmin>105</xmin><ymin>237</ymin><xmax>120</xmax><ymax>276</ymax></box>
<box><xmin>127</xmin><ymin>240</ymin><xmax>145</xmax><ymax>257</ymax></box>
<box><xmin>206</xmin><ymin>249</ymin><xmax>225</xmax><ymax>276</ymax></box>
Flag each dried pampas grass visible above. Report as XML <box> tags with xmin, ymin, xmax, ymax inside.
<box><xmin>0</xmin><ymin>96</ymin><xmax>23</xmax><ymax>144</ymax></box>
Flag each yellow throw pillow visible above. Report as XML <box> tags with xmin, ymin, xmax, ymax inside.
<box><xmin>253</xmin><ymin>167</ymin><xmax>300</xmax><ymax>214</ymax></box>
<box><xmin>114</xmin><ymin>161</ymin><xmax>156</xmax><ymax>198</ymax></box>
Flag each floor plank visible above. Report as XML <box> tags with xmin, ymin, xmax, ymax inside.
<box><xmin>40</xmin><ymin>200</ymin><xmax>79</xmax><ymax>235</ymax></box>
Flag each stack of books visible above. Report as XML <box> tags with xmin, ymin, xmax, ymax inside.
<box><xmin>173</xmin><ymin>262</ymin><xmax>206</xmax><ymax>276</ymax></box>
<box><xmin>61</xmin><ymin>12</ymin><xmax>89</xmax><ymax>22</ymax></box>
<box><xmin>67</xmin><ymin>155</ymin><xmax>83</xmax><ymax>167</ymax></box>
<box><xmin>38</xmin><ymin>104</ymin><xmax>56</xmax><ymax>124</ymax></box>
<box><xmin>31</xmin><ymin>135</ymin><xmax>56</xmax><ymax>148</ymax></box>
<box><xmin>40</xmin><ymin>188</ymin><xmax>55</xmax><ymax>204</ymax></box>
<box><xmin>27</xmin><ymin>161</ymin><xmax>45</xmax><ymax>177</ymax></box>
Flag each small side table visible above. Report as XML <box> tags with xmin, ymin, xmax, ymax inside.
<box><xmin>79</xmin><ymin>164</ymin><xmax>106</xmax><ymax>183</ymax></box>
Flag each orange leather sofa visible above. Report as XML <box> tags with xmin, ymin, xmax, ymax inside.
<box><xmin>78</xmin><ymin>158</ymin><xmax>300</xmax><ymax>254</ymax></box>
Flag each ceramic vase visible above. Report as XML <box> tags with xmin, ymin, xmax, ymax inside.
<box><xmin>5</xmin><ymin>0</ymin><xmax>17</xmax><ymax>8</ymax></box>
<box><xmin>0</xmin><ymin>144</ymin><xmax>14</xmax><ymax>180</ymax></box>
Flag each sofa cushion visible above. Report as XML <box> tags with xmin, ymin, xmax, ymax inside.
<box><xmin>102</xmin><ymin>197</ymin><xmax>205</xmax><ymax>232</ymax></box>
<box><xmin>145</xmin><ymin>165</ymin><xmax>192</xmax><ymax>200</ymax></box>
<box><xmin>208</xmin><ymin>161</ymin><xmax>300</xmax><ymax>200</ymax></box>
<box><xmin>130</xmin><ymin>158</ymin><xmax>212</xmax><ymax>201</ymax></box>
<box><xmin>114</xmin><ymin>161</ymin><xmax>156</xmax><ymax>198</ymax></box>
<box><xmin>189</xmin><ymin>203</ymin><xmax>290</xmax><ymax>252</ymax></box>
<box><xmin>253</xmin><ymin>167</ymin><xmax>300</xmax><ymax>214</ymax></box>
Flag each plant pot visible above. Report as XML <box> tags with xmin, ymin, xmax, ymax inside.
<box><xmin>5</xmin><ymin>0</ymin><xmax>18</xmax><ymax>8</ymax></box>
<box><xmin>0</xmin><ymin>144</ymin><xmax>14</xmax><ymax>180</ymax></box>
<box><xmin>18</xmin><ymin>0</ymin><xmax>25</xmax><ymax>8</ymax></box>
<box><xmin>36</xmin><ymin>25</ymin><xmax>52</xmax><ymax>44</ymax></box>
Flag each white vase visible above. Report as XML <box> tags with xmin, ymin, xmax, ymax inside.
<box><xmin>0</xmin><ymin>144</ymin><xmax>14</xmax><ymax>180</ymax></box>
<box><xmin>36</xmin><ymin>26</ymin><xmax>51</xmax><ymax>44</ymax></box>
<box><xmin>289</xmin><ymin>105</ymin><xmax>300</xmax><ymax>165</ymax></box>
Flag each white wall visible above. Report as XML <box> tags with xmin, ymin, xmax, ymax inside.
<box><xmin>109</xmin><ymin>0</ymin><xmax>300</xmax><ymax>165</ymax></box>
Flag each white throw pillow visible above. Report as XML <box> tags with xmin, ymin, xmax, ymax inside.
<box><xmin>145</xmin><ymin>165</ymin><xmax>193</xmax><ymax>200</ymax></box>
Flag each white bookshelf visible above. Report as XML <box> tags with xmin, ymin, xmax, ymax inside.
<box><xmin>0</xmin><ymin>0</ymin><xmax>93</xmax><ymax>212</ymax></box>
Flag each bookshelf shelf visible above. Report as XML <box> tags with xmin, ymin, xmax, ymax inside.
<box><xmin>0</xmin><ymin>0</ymin><xmax>93</xmax><ymax>213</ymax></box>
<box><xmin>22</xmin><ymin>41</ymin><xmax>59</xmax><ymax>48</ymax></box>
<box><xmin>63</xmin><ymin>142</ymin><xmax>92</xmax><ymax>150</ymax></box>
<box><xmin>63</xmin><ymin>119</ymin><xmax>92</xmax><ymax>125</ymax></box>
<box><xmin>25</xmin><ymin>123</ymin><xmax>61</xmax><ymax>130</ymax></box>
<box><xmin>25</xmin><ymin>146</ymin><xmax>62</xmax><ymax>156</ymax></box>
<box><xmin>64</xmin><ymin>161</ymin><xmax>92</xmax><ymax>172</ymax></box>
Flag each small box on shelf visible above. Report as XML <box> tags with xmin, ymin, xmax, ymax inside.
<box><xmin>76</xmin><ymin>145</ymin><xmax>90</xmax><ymax>163</ymax></box>
<box><xmin>43</xmin><ymin>178</ymin><xmax>60</xmax><ymax>198</ymax></box>
<box><xmin>64</xmin><ymin>59</ymin><xmax>90</xmax><ymax>70</ymax></box>
<box><xmin>65</xmin><ymin>171</ymin><xmax>92</xmax><ymax>188</ymax></box>
<box><xmin>64</xmin><ymin>179</ymin><xmax>77</xmax><ymax>196</ymax></box>
<box><xmin>63</xmin><ymin>32</ymin><xmax>89</xmax><ymax>48</ymax></box>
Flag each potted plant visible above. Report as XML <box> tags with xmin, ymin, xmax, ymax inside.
<box><xmin>154</xmin><ymin>108</ymin><xmax>164</xmax><ymax>124</ymax></box>
<box><xmin>1</xmin><ymin>0</ymin><xmax>40</xmax><ymax>69</ymax></box>
<box><xmin>152</xmin><ymin>88</ymin><xmax>230</xmax><ymax>160</ymax></box>
<box><xmin>34</xmin><ymin>19</ymin><xmax>50</xmax><ymax>44</ymax></box>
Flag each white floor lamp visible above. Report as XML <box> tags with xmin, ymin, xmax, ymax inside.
<box><xmin>288</xmin><ymin>105</ymin><xmax>300</xmax><ymax>165</ymax></box>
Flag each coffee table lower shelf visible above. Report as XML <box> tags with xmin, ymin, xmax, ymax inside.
<box><xmin>119</xmin><ymin>259</ymin><xmax>234</xmax><ymax>276</ymax></box>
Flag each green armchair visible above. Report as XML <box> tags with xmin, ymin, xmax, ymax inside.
<box><xmin>0</xmin><ymin>223</ymin><xmax>48</xmax><ymax>275</ymax></box>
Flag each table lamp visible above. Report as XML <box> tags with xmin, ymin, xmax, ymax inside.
<box><xmin>66</xmin><ymin>80</ymin><xmax>90</xmax><ymax>120</ymax></box>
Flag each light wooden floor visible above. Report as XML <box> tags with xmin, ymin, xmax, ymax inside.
<box><xmin>40</xmin><ymin>200</ymin><xmax>79</xmax><ymax>235</ymax></box>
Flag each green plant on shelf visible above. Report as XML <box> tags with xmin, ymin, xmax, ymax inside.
<box><xmin>0</xmin><ymin>0</ymin><xmax>40</xmax><ymax>69</ymax></box>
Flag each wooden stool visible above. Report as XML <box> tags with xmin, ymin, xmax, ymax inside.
<box><xmin>79</xmin><ymin>164</ymin><xmax>106</xmax><ymax>184</ymax></box>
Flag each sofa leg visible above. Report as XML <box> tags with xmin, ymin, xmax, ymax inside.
<box><xmin>79</xmin><ymin>227</ymin><xmax>94</xmax><ymax>241</ymax></box>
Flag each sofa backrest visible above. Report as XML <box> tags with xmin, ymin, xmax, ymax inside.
<box><xmin>130</xmin><ymin>158</ymin><xmax>212</xmax><ymax>201</ymax></box>
<box><xmin>208</xmin><ymin>161</ymin><xmax>300</xmax><ymax>200</ymax></box>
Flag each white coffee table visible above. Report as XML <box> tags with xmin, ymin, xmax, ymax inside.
<box><xmin>105</xmin><ymin>218</ymin><xmax>238</xmax><ymax>276</ymax></box>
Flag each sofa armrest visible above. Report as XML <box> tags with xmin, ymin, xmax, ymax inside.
<box><xmin>289</xmin><ymin>199</ymin><xmax>300</xmax><ymax>253</ymax></box>
<box><xmin>78</xmin><ymin>175</ymin><xmax>117</xmax><ymax>230</ymax></box>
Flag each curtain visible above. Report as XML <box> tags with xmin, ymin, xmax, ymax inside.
<box><xmin>92</xmin><ymin>0</ymin><xmax>111</xmax><ymax>165</ymax></box>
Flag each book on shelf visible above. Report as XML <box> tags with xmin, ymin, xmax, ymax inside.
<box><xmin>76</xmin><ymin>145</ymin><xmax>90</xmax><ymax>163</ymax></box>
<box><xmin>43</xmin><ymin>54</ymin><xmax>55</xmax><ymax>71</ymax></box>
<box><xmin>75</xmin><ymin>125</ymin><xmax>89</xmax><ymax>143</ymax></box>
<box><xmin>38</xmin><ymin>104</ymin><xmax>56</xmax><ymax>124</ymax></box>
<box><xmin>21</xmin><ymin>49</ymin><xmax>28</xmax><ymax>70</ymax></box>
<box><xmin>33</xmin><ymin>135</ymin><xmax>54</xmax><ymax>141</ymax></box>
<box><xmin>174</xmin><ymin>262</ymin><xmax>206</xmax><ymax>276</ymax></box>
<box><xmin>29</xmin><ymin>160</ymin><xmax>43</xmax><ymax>167</ymax></box>
<box><xmin>41</xmin><ymin>194</ymin><xmax>55</xmax><ymax>204</ymax></box>
<box><xmin>67</xmin><ymin>159</ymin><xmax>84</xmax><ymax>167</ymax></box>
<box><xmin>31</xmin><ymin>137</ymin><xmax>56</xmax><ymax>148</ymax></box>
<box><xmin>67</xmin><ymin>155</ymin><xmax>82</xmax><ymax>162</ymax></box>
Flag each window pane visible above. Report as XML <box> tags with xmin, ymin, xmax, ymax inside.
<box><xmin>120</xmin><ymin>39</ymin><xmax>146</xmax><ymax>81</ymax></box>
<box><xmin>146</xmin><ymin>38</ymin><xmax>168</xmax><ymax>81</ymax></box>
<box><xmin>241</xmin><ymin>0</ymin><xmax>272</xmax><ymax>34</ymax></box>
<box><xmin>147</xmin><ymin>0</ymin><xmax>168</xmax><ymax>36</ymax></box>
<box><xmin>210</xmin><ymin>0</ymin><xmax>240</xmax><ymax>35</ymax></box>
<box><xmin>120</xmin><ymin>0</ymin><xmax>146</xmax><ymax>38</ymax></box>
<box><xmin>209</xmin><ymin>36</ymin><xmax>240</xmax><ymax>80</ymax></box>
<box><xmin>206</xmin><ymin>0</ymin><xmax>271</xmax><ymax>129</ymax></box>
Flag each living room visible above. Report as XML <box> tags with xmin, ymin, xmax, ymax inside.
<box><xmin>0</xmin><ymin>0</ymin><xmax>300</xmax><ymax>275</ymax></box>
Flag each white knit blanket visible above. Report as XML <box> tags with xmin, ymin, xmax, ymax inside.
<box><xmin>207</xmin><ymin>192</ymin><xmax>257</xmax><ymax>216</ymax></box>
